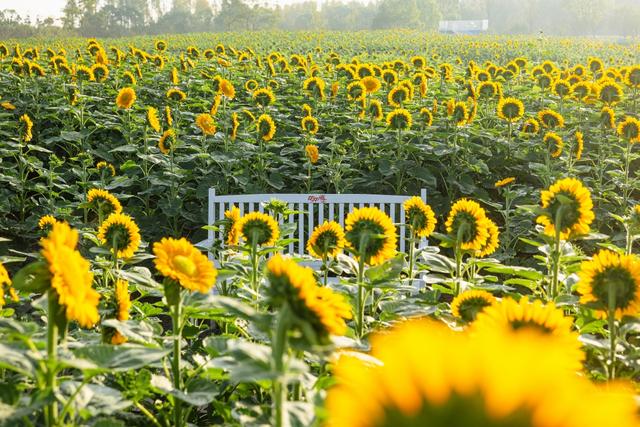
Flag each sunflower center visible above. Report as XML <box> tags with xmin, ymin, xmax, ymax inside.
<box><xmin>173</xmin><ymin>255</ymin><xmax>197</xmax><ymax>277</ymax></box>
<box><xmin>592</xmin><ymin>267</ymin><xmax>637</xmax><ymax>311</ymax></box>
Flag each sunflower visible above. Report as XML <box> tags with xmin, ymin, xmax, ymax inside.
<box><xmin>496</xmin><ymin>97</ymin><xmax>524</xmax><ymax>122</ymax></box>
<box><xmin>303</xmin><ymin>76</ymin><xmax>326</xmax><ymax>99</ymax></box>
<box><xmin>305</xmin><ymin>144</ymin><xmax>319</xmax><ymax>164</ymax></box>
<box><xmin>97</xmin><ymin>213</ymin><xmax>141</xmax><ymax>259</ymax></box>
<box><xmin>244</xmin><ymin>79</ymin><xmax>259</xmax><ymax>92</ymax></box>
<box><xmin>347</xmin><ymin>81</ymin><xmax>366</xmax><ymax>102</ymax></box>
<box><xmin>231</xmin><ymin>112</ymin><xmax>239</xmax><ymax>140</ymax></box>
<box><xmin>170</xmin><ymin>67</ymin><xmax>179</xmax><ymax>85</ymax></box>
<box><xmin>307</xmin><ymin>221</ymin><xmax>347</xmax><ymax>260</ymax></box>
<box><xmin>115</xmin><ymin>87</ymin><xmax>136</xmax><ymax>109</ymax></box>
<box><xmin>87</xmin><ymin>188</ymin><xmax>122</xmax><ymax>215</ymax></box>
<box><xmin>552</xmin><ymin>79</ymin><xmax>572</xmax><ymax>98</ymax></box>
<box><xmin>387</xmin><ymin>85</ymin><xmax>409</xmax><ymax>107</ymax></box>
<box><xmin>536</xmin><ymin>177</ymin><xmax>594</xmax><ymax>239</ymax></box>
<box><xmin>111</xmin><ymin>279</ymin><xmax>131</xmax><ymax>345</ymax></box>
<box><xmin>223</xmin><ymin>206</ymin><xmax>241</xmax><ymax>246</ymax></box>
<box><xmin>153</xmin><ymin>237</ymin><xmax>217</xmax><ymax>293</ymax></box>
<box><xmin>75</xmin><ymin>65</ymin><xmax>95</xmax><ymax>81</ymax></box>
<box><xmin>155</xmin><ymin>40</ymin><xmax>167</xmax><ymax>51</ymax></box>
<box><xmin>452</xmin><ymin>101</ymin><xmax>469</xmax><ymax>126</ymax></box>
<box><xmin>386</xmin><ymin>108</ymin><xmax>412</xmax><ymax>130</ymax></box>
<box><xmin>418</xmin><ymin>107</ymin><xmax>433</xmax><ymax>127</ymax></box>
<box><xmin>1</xmin><ymin>101</ymin><xmax>15</xmax><ymax>110</ymax></box>
<box><xmin>41</xmin><ymin>222</ymin><xmax>100</xmax><ymax>328</ymax></box>
<box><xmin>625</xmin><ymin>65</ymin><xmax>640</xmax><ymax>88</ymax></box>
<box><xmin>345</xmin><ymin>207</ymin><xmax>397</xmax><ymax>266</ymax></box>
<box><xmin>147</xmin><ymin>107</ymin><xmax>161</xmax><ymax>133</ymax></box>
<box><xmin>476</xmin><ymin>219</ymin><xmax>499</xmax><ymax>258</ymax></box>
<box><xmin>301</xmin><ymin>116</ymin><xmax>319</xmax><ymax>135</ymax></box>
<box><xmin>38</xmin><ymin>214</ymin><xmax>58</xmax><ymax>231</ymax></box>
<box><xmin>617</xmin><ymin>116</ymin><xmax>640</xmax><ymax>142</ymax></box>
<box><xmin>597</xmin><ymin>80</ymin><xmax>623</xmax><ymax>104</ymax></box>
<box><xmin>253</xmin><ymin>87</ymin><xmax>275</xmax><ymax>106</ymax></box>
<box><xmin>574</xmin><ymin>131</ymin><xmax>584</xmax><ymax>160</ymax></box>
<box><xmin>165</xmin><ymin>105</ymin><xmax>173</xmax><ymax>126</ymax></box>
<box><xmin>537</xmin><ymin>109</ymin><xmax>565</xmax><ymax>129</ymax></box>
<box><xmin>600</xmin><ymin>106</ymin><xmax>616</xmax><ymax>129</ymax></box>
<box><xmin>19</xmin><ymin>114</ymin><xmax>33</xmax><ymax>142</ymax></box>
<box><xmin>266</xmin><ymin>255</ymin><xmax>351</xmax><ymax>339</ymax></box>
<box><xmin>577</xmin><ymin>250</ymin><xmax>640</xmax><ymax>320</ymax></box>
<box><xmin>476</xmin><ymin>81</ymin><xmax>498</xmax><ymax>99</ymax></box>
<box><xmin>219</xmin><ymin>78</ymin><xmax>235</xmax><ymax>99</ymax></box>
<box><xmin>572</xmin><ymin>81</ymin><xmax>591</xmax><ymax>100</ymax></box>
<box><xmin>445</xmin><ymin>199</ymin><xmax>491</xmax><ymax>252</ymax></box>
<box><xmin>0</xmin><ymin>262</ymin><xmax>17</xmax><ymax>308</ymax></box>
<box><xmin>495</xmin><ymin>177</ymin><xmax>515</xmax><ymax>187</ymax></box>
<box><xmin>543</xmin><ymin>132</ymin><xmax>563</xmax><ymax>158</ymax></box>
<box><xmin>367</xmin><ymin>99</ymin><xmax>384</xmax><ymax>121</ymax></box>
<box><xmin>158</xmin><ymin>129</ymin><xmax>176</xmax><ymax>154</ymax></box>
<box><xmin>91</xmin><ymin>63</ymin><xmax>109</xmax><ymax>82</ymax></box>
<box><xmin>257</xmin><ymin>114</ymin><xmax>276</xmax><ymax>141</ymax></box>
<box><xmin>473</xmin><ymin>297</ymin><xmax>584</xmax><ymax>368</ymax></box>
<box><xmin>210</xmin><ymin>94</ymin><xmax>222</xmax><ymax>115</ymax></box>
<box><xmin>381</xmin><ymin>69</ymin><xmax>398</xmax><ymax>85</ymax></box>
<box><xmin>331</xmin><ymin>81</ymin><xmax>339</xmax><ymax>98</ymax></box>
<box><xmin>450</xmin><ymin>289</ymin><xmax>496</xmax><ymax>322</ymax></box>
<box><xmin>325</xmin><ymin>319</ymin><xmax>635</xmax><ymax>427</ymax></box>
<box><xmin>96</xmin><ymin>161</ymin><xmax>116</xmax><ymax>177</ymax></box>
<box><xmin>403</xmin><ymin>197</ymin><xmax>436</xmax><ymax>238</ymax></box>
<box><xmin>360</xmin><ymin>76</ymin><xmax>381</xmax><ymax>94</ymax></box>
<box><xmin>234</xmin><ymin>212</ymin><xmax>280</xmax><ymax>247</ymax></box>
<box><xmin>195</xmin><ymin>113</ymin><xmax>217</xmax><ymax>135</ymax></box>
<box><xmin>166</xmin><ymin>88</ymin><xmax>186</xmax><ymax>102</ymax></box>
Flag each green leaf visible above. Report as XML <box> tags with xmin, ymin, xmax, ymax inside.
<box><xmin>365</xmin><ymin>254</ymin><xmax>404</xmax><ymax>286</ymax></box>
<box><xmin>73</xmin><ymin>345</ymin><xmax>170</xmax><ymax>372</ymax></box>
<box><xmin>11</xmin><ymin>261</ymin><xmax>50</xmax><ymax>293</ymax></box>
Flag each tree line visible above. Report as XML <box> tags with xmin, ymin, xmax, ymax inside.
<box><xmin>0</xmin><ymin>0</ymin><xmax>639</xmax><ymax>39</ymax></box>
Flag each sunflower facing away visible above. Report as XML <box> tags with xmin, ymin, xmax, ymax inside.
<box><xmin>257</xmin><ymin>114</ymin><xmax>276</xmax><ymax>141</ymax></box>
<box><xmin>223</xmin><ymin>206</ymin><xmax>241</xmax><ymax>246</ymax></box>
<box><xmin>301</xmin><ymin>116</ymin><xmax>319</xmax><ymax>134</ymax></box>
<box><xmin>147</xmin><ymin>106</ymin><xmax>161</xmax><ymax>133</ymax></box>
<box><xmin>521</xmin><ymin>118</ymin><xmax>540</xmax><ymax>135</ymax></box>
<box><xmin>266</xmin><ymin>255</ymin><xmax>351</xmax><ymax>339</ymax></box>
<box><xmin>0</xmin><ymin>262</ymin><xmax>18</xmax><ymax>309</ymax></box>
<box><xmin>403</xmin><ymin>196</ymin><xmax>437</xmax><ymax>238</ymax></box>
<box><xmin>153</xmin><ymin>237</ymin><xmax>218</xmax><ymax>293</ymax></box>
<box><xmin>97</xmin><ymin>161</ymin><xmax>116</xmax><ymax>177</ymax></box>
<box><xmin>617</xmin><ymin>116</ymin><xmax>640</xmax><ymax>142</ymax></box>
<box><xmin>345</xmin><ymin>207</ymin><xmax>397</xmax><ymax>266</ymax></box>
<box><xmin>87</xmin><ymin>188</ymin><xmax>123</xmax><ymax>216</ymax></box>
<box><xmin>111</xmin><ymin>279</ymin><xmax>131</xmax><ymax>345</ymax></box>
<box><xmin>253</xmin><ymin>87</ymin><xmax>276</xmax><ymax>106</ymax></box>
<box><xmin>495</xmin><ymin>177</ymin><xmax>515</xmax><ymax>188</ymax></box>
<box><xmin>497</xmin><ymin>97</ymin><xmax>524</xmax><ymax>122</ymax></box>
<box><xmin>307</xmin><ymin>221</ymin><xmax>347</xmax><ymax>259</ymax></box>
<box><xmin>166</xmin><ymin>88</ymin><xmax>187</xmax><ymax>102</ymax></box>
<box><xmin>577</xmin><ymin>250</ymin><xmax>640</xmax><ymax>320</ymax></box>
<box><xmin>38</xmin><ymin>215</ymin><xmax>58</xmax><ymax>231</ymax></box>
<box><xmin>600</xmin><ymin>106</ymin><xmax>616</xmax><ymax>129</ymax></box>
<box><xmin>41</xmin><ymin>222</ymin><xmax>100</xmax><ymax>328</ymax></box>
<box><xmin>116</xmin><ymin>87</ymin><xmax>136</xmax><ymax>109</ymax></box>
<box><xmin>450</xmin><ymin>289</ymin><xmax>496</xmax><ymax>323</ymax></box>
<box><xmin>19</xmin><ymin>114</ymin><xmax>33</xmax><ymax>142</ymax></box>
<box><xmin>475</xmin><ymin>219</ymin><xmax>500</xmax><ymax>258</ymax></box>
<box><xmin>234</xmin><ymin>211</ymin><xmax>280</xmax><ymax>247</ymax></box>
<box><xmin>536</xmin><ymin>177</ymin><xmax>594</xmax><ymax>239</ymax></box>
<box><xmin>386</xmin><ymin>108</ymin><xmax>412</xmax><ymax>130</ymax></box>
<box><xmin>97</xmin><ymin>212</ymin><xmax>141</xmax><ymax>259</ymax></box>
<box><xmin>543</xmin><ymin>131</ymin><xmax>563</xmax><ymax>158</ymax></box>
<box><xmin>445</xmin><ymin>199</ymin><xmax>491</xmax><ymax>252</ymax></box>
<box><xmin>325</xmin><ymin>319</ymin><xmax>637</xmax><ymax>427</ymax></box>
<box><xmin>537</xmin><ymin>109</ymin><xmax>565</xmax><ymax>129</ymax></box>
<box><xmin>158</xmin><ymin>129</ymin><xmax>176</xmax><ymax>154</ymax></box>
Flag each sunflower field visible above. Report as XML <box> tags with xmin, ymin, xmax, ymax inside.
<box><xmin>2</xmin><ymin>30</ymin><xmax>640</xmax><ymax>426</ymax></box>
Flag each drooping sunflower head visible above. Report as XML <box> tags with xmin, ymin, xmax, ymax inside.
<box><xmin>97</xmin><ymin>212</ymin><xmax>141</xmax><ymax>259</ymax></box>
<box><xmin>158</xmin><ymin>129</ymin><xmax>176</xmax><ymax>154</ymax></box>
<box><xmin>347</xmin><ymin>81</ymin><xmax>366</xmax><ymax>102</ymax></box>
<box><xmin>234</xmin><ymin>211</ymin><xmax>280</xmax><ymax>247</ymax></box>
<box><xmin>536</xmin><ymin>177</ymin><xmax>594</xmax><ymax>239</ymax></box>
<box><xmin>307</xmin><ymin>221</ymin><xmax>347</xmax><ymax>259</ymax></box>
<box><xmin>537</xmin><ymin>109</ymin><xmax>565</xmax><ymax>129</ymax></box>
<box><xmin>543</xmin><ymin>131</ymin><xmax>563</xmax><ymax>158</ymax></box>
<box><xmin>19</xmin><ymin>113</ymin><xmax>33</xmax><ymax>142</ymax></box>
<box><xmin>245</xmin><ymin>79</ymin><xmax>259</xmax><ymax>92</ymax></box>
<box><xmin>445</xmin><ymin>199</ymin><xmax>491</xmax><ymax>252</ymax></box>
<box><xmin>153</xmin><ymin>237</ymin><xmax>217</xmax><ymax>293</ymax></box>
<box><xmin>257</xmin><ymin>114</ymin><xmax>276</xmax><ymax>141</ymax></box>
<box><xmin>266</xmin><ymin>255</ymin><xmax>351</xmax><ymax>340</ymax></box>
<box><xmin>326</xmin><ymin>319</ymin><xmax>634</xmax><ymax>427</ymax></box>
<box><xmin>451</xmin><ymin>289</ymin><xmax>496</xmax><ymax>323</ymax></box>
<box><xmin>41</xmin><ymin>222</ymin><xmax>100</xmax><ymax>328</ymax></box>
<box><xmin>388</xmin><ymin>85</ymin><xmax>411</xmax><ymax>108</ymax></box>
<box><xmin>617</xmin><ymin>116</ymin><xmax>640</xmax><ymax>142</ymax></box>
<box><xmin>496</xmin><ymin>97</ymin><xmax>524</xmax><ymax>123</ymax></box>
<box><xmin>87</xmin><ymin>188</ymin><xmax>122</xmax><ymax>216</ymax></box>
<box><xmin>166</xmin><ymin>87</ymin><xmax>187</xmax><ymax>102</ymax></box>
<box><xmin>574</xmin><ymin>131</ymin><xmax>584</xmax><ymax>160</ymax></box>
<box><xmin>305</xmin><ymin>144</ymin><xmax>319</xmax><ymax>164</ymax></box>
<box><xmin>361</xmin><ymin>76</ymin><xmax>381</xmax><ymax>94</ymax></box>
<box><xmin>418</xmin><ymin>107</ymin><xmax>433</xmax><ymax>127</ymax></box>
<box><xmin>521</xmin><ymin>118</ymin><xmax>540</xmax><ymax>135</ymax></box>
<box><xmin>38</xmin><ymin>215</ymin><xmax>58</xmax><ymax>232</ymax></box>
<box><xmin>116</xmin><ymin>87</ymin><xmax>136</xmax><ymax>109</ymax></box>
<box><xmin>195</xmin><ymin>113</ymin><xmax>217</xmax><ymax>135</ymax></box>
<box><xmin>147</xmin><ymin>106</ymin><xmax>161</xmax><ymax>133</ymax></box>
<box><xmin>495</xmin><ymin>177</ymin><xmax>515</xmax><ymax>188</ymax></box>
<box><xmin>386</xmin><ymin>108</ymin><xmax>412</xmax><ymax>130</ymax></box>
<box><xmin>403</xmin><ymin>196</ymin><xmax>437</xmax><ymax>238</ymax></box>
<box><xmin>473</xmin><ymin>297</ymin><xmax>584</xmax><ymax>368</ymax></box>
<box><xmin>96</xmin><ymin>161</ymin><xmax>116</xmax><ymax>177</ymax></box>
<box><xmin>253</xmin><ymin>87</ymin><xmax>276</xmax><ymax>106</ymax></box>
<box><xmin>577</xmin><ymin>250</ymin><xmax>640</xmax><ymax>320</ymax></box>
<box><xmin>303</xmin><ymin>76</ymin><xmax>326</xmax><ymax>99</ymax></box>
<box><xmin>597</xmin><ymin>80</ymin><xmax>623</xmax><ymax>104</ymax></box>
<box><xmin>452</xmin><ymin>101</ymin><xmax>469</xmax><ymax>126</ymax></box>
<box><xmin>301</xmin><ymin>116</ymin><xmax>319</xmax><ymax>135</ymax></box>
<box><xmin>219</xmin><ymin>78</ymin><xmax>235</xmax><ymax>99</ymax></box>
<box><xmin>345</xmin><ymin>207</ymin><xmax>397</xmax><ymax>266</ymax></box>
<box><xmin>155</xmin><ymin>40</ymin><xmax>167</xmax><ymax>51</ymax></box>
<box><xmin>600</xmin><ymin>106</ymin><xmax>616</xmax><ymax>129</ymax></box>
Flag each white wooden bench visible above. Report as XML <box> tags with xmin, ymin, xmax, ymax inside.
<box><xmin>198</xmin><ymin>188</ymin><xmax>428</xmax><ymax>262</ymax></box>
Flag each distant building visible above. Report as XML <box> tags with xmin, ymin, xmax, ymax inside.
<box><xmin>439</xmin><ymin>20</ymin><xmax>489</xmax><ymax>35</ymax></box>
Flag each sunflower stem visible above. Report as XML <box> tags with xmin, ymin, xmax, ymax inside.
<box><xmin>250</xmin><ymin>235</ymin><xmax>259</xmax><ymax>304</ymax></box>
<box><xmin>322</xmin><ymin>254</ymin><xmax>329</xmax><ymax>287</ymax></box>
<box><xmin>622</xmin><ymin>139</ymin><xmax>632</xmax><ymax>211</ymax></box>
<box><xmin>171</xmin><ymin>292</ymin><xmax>183</xmax><ymax>427</ymax></box>
<box><xmin>356</xmin><ymin>255</ymin><xmax>366</xmax><ymax>338</ymax></box>
<box><xmin>408</xmin><ymin>228</ymin><xmax>416</xmax><ymax>288</ymax></box>
<box><xmin>550</xmin><ymin>228</ymin><xmax>562</xmax><ymax>302</ymax></box>
<box><xmin>454</xmin><ymin>243</ymin><xmax>462</xmax><ymax>296</ymax></box>
<box><xmin>272</xmin><ymin>304</ymin><xmax>290</xmax><ymax>427</ymax></box>
<box><xmin>45</xmin><ymin>290</ymin><xmax>58</xmax><ymax>427</ymax></box>
<box><xmin>608</xmin><ymin>285</ymin><xmax>617</xmax><ymax>381</ymax></box>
